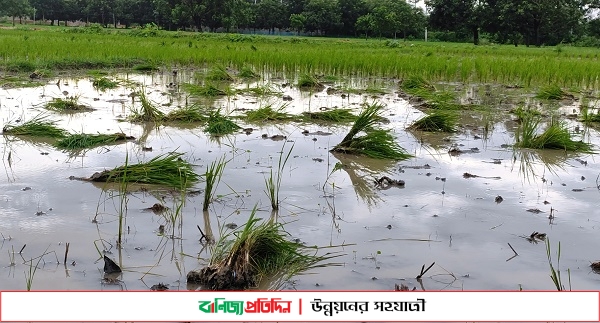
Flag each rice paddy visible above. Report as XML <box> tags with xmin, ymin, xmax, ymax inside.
<box><xmin>1</xmin><ymin>28</ymin><xmax>600</xmax><ymax>294</ymax></box>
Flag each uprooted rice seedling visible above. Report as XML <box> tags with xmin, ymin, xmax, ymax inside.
<box><xmin>302</xmin><ymin>108</ymin><xmax>357</xmax><ymax>123</ymax></box>
<box><xmin>132</xmin><ymin>63</ymin><xmax>159</xmax><ymax>72</ymax></box>
<box><xmin>92</xmin><ymin>77</ymin><xmax>119</xmax><ymax>91</ymax></box>
<box><xmin>45</xmin><ymin>96</ymin><xmax>92</xmax><ymax>112</ymax></box>
<box><xmin>580</xmin><ymin>105</ymin><xmax>600</xmax><ymax>123</ymax></box>
<box><xmin>129</xmin><ymin>90</ymin><xmax>166</xmax><ymax>122</ymax></box>
<box><xmin>331</xmin><ymin>103</ymin><xmax>411</xmax><ymax>160</ymax></box>
<box><xmin>54</xmin><ymin>133</ymin><xmax>135</xmax><ymax>150</ymax></box>
<box><xmin>409</xmin><ymin>111</ymin><xmax>457</xmax><ymax>132</ymax></box>
<box><xmin>238</xmin><ymin>66</ymin><xmax>260</xmax><ymax>79</ymax></box>
<box><xmin>206</xmin><ymin>65</ymin><xmax>234</xmax><ymax>82</ymax></box>
<box><xmin>238</xmin><ymin>84</ymin><xmax>282</xmax><ymax>97</ymax></box>
<box><xmin>244</xmin><ymin>104</ymin><xmax>294</xmax><ymax>122</ymax></box>
<box><xmin>401</xmin><ymin>75</ymin><xmax>435</xmax><ymax>93</ymax></box>
<box><xmin>2</xmin><ymin>114</ymin><xmax>68</xmax><ymax>138</ymax></box>
<box><xmin>516</xmin><ymin>114</ymin><xmax>593</xmax><ymax>152</ymax></box>
<box><xmin>203</xmin><ymin>156</ymin><xmax>227</xmax><ymax>211</ymax></box>
<box><xmin>186</xmin><ymin>206</ymin><xmax>341</xmax><ymax>290</ymax></box>
<box><xmin>297</xmin><ymin>73</ymin><xmax>324</xmax><ymax>91</ymax></box>
<box><xmin>164</xmin><ymin>105</ymin><xmax>207</xmax><ymax>123</ymax></box>
<box><xmin>204</xmin><ymin>110</ymin><xmax>241</xmax><ymax>136</ymax></box>
<box><xmin>87</xmin><ymin>152</ymin><xmax>199</xmax><ymax>189</ymax></box>
<box><xmin>536</xmin><ymin>85</ymin><xmax>572</xmax><ymax>100</ymax></box>
<box><xmin>182</xmin><ymin>83</ymin><xmax>227</xmax><ymax>97</ymax></box>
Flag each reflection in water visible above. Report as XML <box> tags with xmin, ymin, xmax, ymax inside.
<box><xmin>511</xmin><ymin>148</ymin><xmax>571</xmax><ymax>183</ymax></box>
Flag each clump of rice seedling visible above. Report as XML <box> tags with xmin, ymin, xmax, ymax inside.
<box><xmin>203</xmin><ymin>156</ymin><xmax>227</xmax><ymax>211</ymax></box>
<box><xmin>204</xmin><ymin>110</ymin><xmax>241</xmax><ymax>136</ymax></box>
<box><xmin>516</xmin><ymin>115</ymin><xmax>592</xmax><ymax>152</ymax></box>
<box><xmin>164</xmin><ymin>105</ymin><xmax>207</xmax><ymax>122</ymax></box>
<box><xmin>331</xmin><ymin>103</ymin><xmax>411</xmax><ymax>160</ymax></box>
<box><xmin>302</xmin><ymin>109</ymin><xmax>357</xmax><ymax>123</ymax></box>
<box><xmin>45</xmin><ymin>96</ymin><xmax>91</xmax><ymax>112</ymax></box>
<box><xmin>297</xmin><ymin>73</ymin><xmax>324</xmax><ymax>91</ymax></box>
<box><xmin>511</xmin><ymin>106</ymin><xmax>542</xmax><ymax>122</ymax></box>
<box><xmin>2</xmin><ymin>114</ymin><xmax>67</xmax><ymax>138</ymax></box>
<box><xmin>133</xmin><ymin>63</ymin><xmax>159</xmax><ymax>72</ymax></box>
<box><xmin>92</xmin><ymin>77</ymin><xmax>119</xmax><ymax>91</ymax></box>
<box><xmin>265</xmin><ymin>142</ymin><xmax>293</xmax><ymax>211</ymax></box>
<box><xmin>206</xmin><ymin>65</ymin><xmax>234</xmax><ymax>82</ymax></box>
<box><xmin>88</xmin><ymin>152</ymin><xmax>199</xmax><ymax>189</ymax></box>
<box><xmin>409</xmin><ymin>111</ymin><xmax>457</xmax><ymax>132</ymax></box>
<box><xmin>244</xmin><ymin>104</ymin><xmax>293</xmax><ymax>122</ymax></box>
<box><xmin>401</xmin><ymin>75</ymin><xmax>435</xmax><ymax>92</ymax></box>
<box><xmin>55</xmin><ymin>133</ymin><xmax>135</xmax><ymax>150</ymax></box>
<box><xmin>240</xmin><ymin>84</ymin><xmax>282</xmax><ymax>97</ymax></box>
<box><xmin>186</xmin><ymin>206</ymin><xmax>341</xmax><ymax>290</ymax></box>
<box><xmin>536</xmin><ymin>85</ymin><xmax>571</xmax><ymax>100</ymax></box>
<box><xmin>238</xmin><ymin>66</ymin><xmax>260</xmax><ymax>79</ymax></box>
<box><xmin>182</xmin><ymin>83</ymin><xmax>226</xmax><ymax>97</ymax></box>
<box><xmin>580</xmin><ymin>105</ymin><xmax>600</xmax><ymax>123</ymax></box>
<box><xmin>129</xmin><ymin>90</ymin><xmax>166</xmax><ymax>122</ymax></box>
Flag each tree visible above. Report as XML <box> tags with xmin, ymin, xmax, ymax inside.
<box><xmin>289</xmin><ymin>13</ymin><xmax>306</xmax><ymax>34</ymax></box>
<box><xmin>338</xmin><ymin>0</ymin><xmax>367</xmax><ymax>35</ymax></box>
<box><xmin>254</xmin><ymin>0</ymin><xmax>287</xmax><ymax>33</ymax></box>
<box><xmin>355</xmin><ymin>13</ymin><xmax>375</xmax><ymax>39</ymax></box>
<box><xmin>426</xmin><ymin>0</ymin><xmax>482</xmax><ymax>44</ymax></box>
<box><xmin>302</xmin><ymin>0</ymin><xmax>342</xmax><ymax>35</ymax></box>
<box><xmin>0</xmin><ymin>0</ymin><xmax>32</xmax><ymax>26</ymax></box>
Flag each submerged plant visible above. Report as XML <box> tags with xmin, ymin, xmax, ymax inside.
<box><xmin>302</xmin><ymin>109</ymin><xmax>357</xmax><ymax>123</ymax></box>
<box><xmin>2</xmin><ymin>114</ymin><xmax>67</xmax><ymax>138</ymax></box>
<box><xmin>55</xmin><ymin>133</ymin><xmax>134</xmax><ymax>150</ymax></box>
<box><xmin>187</xmin><ymin>206</ymin><xmax>341</xmax><ymax>290</ymax></box>
<box><xmin>89</xmin><ymin>152</ymin><xmax>199</xmax><ymax>189</ymax></box>
<box><xmin>409</xmin><ymin>111</ymin><xmax>457</xmax><ymax>132</ymax></box>
<box><xmin>204</xmin><ymin>110</ymin><xmax>240</xmax><ymax>136</ymax></box>
<box><xmin>244</xmin><ymin>104</ymin><xmax>293</xmax><ymax>122</ymax></box>
<box><xmin>203</xmin><ymin>156</ymin><xmax>227</xmax><ymax>211</ymax></box>
<box><xmin>332</xmin><ymin>103</ymin><xmax>411</xmax><ymax>160</ymax></box>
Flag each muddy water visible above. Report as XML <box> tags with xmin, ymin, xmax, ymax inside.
<box><xmin>1</xmin><ymin>71</ymin><xmax>599</xmax><ymax>293</ymax></box>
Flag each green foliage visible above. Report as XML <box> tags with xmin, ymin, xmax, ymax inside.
<box><xmin>132</xmin><ymin>63</ymin><xmax>159</xmax><ymax>71</ymax></box>
<box><xmin>92</xmin><ymin>77</ymin><xmax>119</xmax><ymax>91</ymax></box>
<box><xmin>402</xmin><ymin>75</ymin><xmax>435</xmax><ymax>92</ymax></box>
<box><xmin>536</xmin><ymin>85</ymin><xmax>569</xmax><ymax>100</ymax></box>
<box><xmin>206</xmin><ymin>65</ymin><xmax>234</xmax><ymax>82</ymax></box>
<box><xmin>182</xmin><ymin>83</ymin><xmax>226</xmax><ymax>97</ymax></box>
<box><xmin>45</xmin><ymin>96</ymin><xmax>89</xmax><ymax>112</ymax></box>
<box><xmin>90</xmin><ymin>152</ymin><xmax>199</xmax><ymax>189</ymax></box>
<box><xmin>297</xmin><ymin>73</ymin><xmax>324</xmax><ymax>90</ymax></box>
<box><xmin>129</xmin><ymin>90</ymin><xmax>166</xmax><ymax>122</ymax></box>
<box><xmin>580</xmin><ymin>106</ymin><xmax>600</xmax><ymax>123</ymax></box>
<box><xmin>244</xmin><ymin>104</ymin><xmax>294</xmax><ymax>122</ymax></box>
<box><xmin>302</xmin><ymin>109</ymin><xmax>357</xmax><ymax>123</ymax></box>
<box><xmin>238</xmin><ymin>66</ymin><xmax>260</xmax><ymax>79</ymax></box>
<box><xmin>204</xmin><ymin>110</ymin><xmax>240</xmax><ymax>136</ymax></box>
<box><xmin>2</xmin><ymin>114</ymin><xmax>67</xmax><ymax>138</ymax></box>
<box><xmin>409</xmin><ymin>111</ymin><xmax>457</xmax><ymax>132</ymax></box>
<box><xmin>164</xmin><ymin>105</ymin><xmax>207</xmax><ymax>122</ymax></box>
<box><xmin>516</xmin><ymin>115</ymin><xmax>593</xmax><ymax>152</ymax></box>
<box><xmin>55</xmin><ymin>133</ymin><xmax>132</xmax><ymax>150</ymax></box>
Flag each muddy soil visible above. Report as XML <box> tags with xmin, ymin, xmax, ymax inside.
<box><xmin>0</xmin><ymin>70</ymin><xmax>599</xmax><ymax>292</ymax></box>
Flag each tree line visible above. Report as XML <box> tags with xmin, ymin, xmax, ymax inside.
<box><xmin>2</xmin><ymin>0</ymin><xmax>600</xmax><ymax>46</ymax></box>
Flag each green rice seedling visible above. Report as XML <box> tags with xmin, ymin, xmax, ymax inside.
<box><xmin>515</xmin><ymin>115</ymin><xmax>592</xmax><ymax>152</ymax></box>
<box><xmin>92</xmin><ymin>77</ymin><xmax>119</xmax><ymax>91</ymax></box>
<box><xmin>536</xmin><ymin>85</ymin><xmax>570</xmax><ymax>100</ymax></box>
<box><xmin>133</xmin><ymin>63</ymin><xmax>159</xmax><ymax>71</ymax></box>
<box><xmin>54</xmin><ymin>133</ymin><xmax>134</xmax><ymax>150</ymax></box>
<box><xmin>204</xmin><ymin>110</ymin><xmax>241</xmax><ymax>136</ymax></box>
<box><xmin>332</xmin><ymin>103</ymin><xmax>411</xmax><ymax>160</ymax></box>
<box><xmin>45</xmin><ymin>96</ymin><xmax>90</xmax><ymax>112</ymax></box>
<box><xmin>297</xmin><ymin>73</ymin><xmax>324</xmax><ymax>91</ymax></box>
<box><xmin>401</xmin><ymin>75</ymin><xmax>435</xmax><ymax>92</ymax></box>
<box><xmin>545</xmin><ymin>238</ymin><xmax>571</xmax><ymax>291</ymax></box>
<box><xmin>244</xmin><ymin>104</ymin><xmax>294</xmax><ymax>122</ymax></box>
<box><xmin>2</xmin><ymin>114</ymin><xmax>68</xmax><ymax>138</ymax></box>
<box><xmin>240</xmin><ymin>84</ymin><xmax>282</xmax><ymax>97</ymax></box>
<box><xmin>164</xmin><ymin>105</ymin><xmax>207</xmax><ymax>122</ymax></box>
<box><xmin>181</xmin><ymin>83</ymin><xmax>226</xmax><ymax>97</ymax></box>
<box><xmin>24</xmin><ymin>247</ymin><xmax>50</xmax><ymax>291</ymax></box>
<box><xmin>512</xmin><ymin>106</ymin><xmax>542</xmax><ymax>122</ymax></box>
<box><xmin>203</xmin><ymin>156</ymin><xmax>227</xmax><ymax>211</ymax></box>
<box><xmin>265</xmin><ymin>143</ymin><xmax>293</xmax><ymax>211</ymax></box>
<box><xmin>129</xmin><ymin>89</ymin><xmax>166</xmax><ymax>122</ymax></box>
<box><xmin>187</xmin><ymin>205</ymin><xmax>341</xmax><ymax>290</ymax></box>
<box><xmin>580</xmin><ymin>105</ymin><xmax>600</xmax><ymax>123</ymax></box>
<box><xmin>238</xmin><ymin>66</ymin><xmax>260</xmax><ymax>79</ymax></box>
<box><xmin>89</xmin><ymin>152</ymin><xmax>199</xmax><ymax>189</ymax></box>
<box><xmin>409</xmin><ymin>111</ymin><xmax>457</xmax><ymax>132</ymax></box>
<box><xmin>301</xmin><ymin>108</ymin><xmax>357</xmax><ymax>123</ymax></box>
<box><xmin>206</xmin><ymin>65</ymin><xmax>234</xmax><ymax>82</ymax></box>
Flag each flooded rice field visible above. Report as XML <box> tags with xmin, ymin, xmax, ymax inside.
<box><xmin>1</xmin><ymin>69</ymin><xmax>599</xmax><ymax>292</ymax></box>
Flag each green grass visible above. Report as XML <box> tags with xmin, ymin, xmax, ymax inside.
<box><xmin>332</xmin><ymin>103</ymin><xmax>411</xmax><ymax>160</ymax></box>
<box><xmin>45</xmin><ymin>96</ymin><xmax>90</xmax><ymax>112</ymax></box>
<box><xmin>301</xmin><ymin>109</ymin><xmax>357</xmax><ymax>123</ymax></box>
<box><xmin>409</xmin><ymin>111</ymin><xmax>457</xmax><ymax>132</ymax></box>
<box><xmin>536</xmin><ymin>85</ymin><xmax>570</xmax><ymax>100</ymax></box>
<box><xmin>2</xmin><ymin>114</ymin><xmax>68</xmax><ymax>138</ymax></box>
<box><xmin>204</xmin><ymin>110</ymin><xmax>241</xmax><ymax>136</ymax></box>
<box><xmin>188</xmin><ymin>206</ymin><xmax>340</xmax><ymax>290</ymax></box>
<box><xmin>55</xmin><ymin>133</ymin><xmax>133</xmax><ymax>150</ymax></box>
<box><xmin>92</xmin><ymin>77</ymin><xmax>119</xmax><ymax>91</ymax></box>
<box><xmin>2</xmin><ymin>29</ymin><xmax>600</xmax><ymax>88</ymax></box>
<box><xmin>90</xmin><ymin>152</ymin><xmax>199</xmax><ymax>189</ymax></box>
<box><xmin>515</xmin><ymin>115</ymin><xmax>593</xmax><ymax>152</ymax></box>
<box><xmin>244</xmin><ymin>104</ymin><xmax>294</xmax><ymax>122</ymax></box>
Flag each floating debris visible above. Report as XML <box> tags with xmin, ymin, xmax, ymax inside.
<box><xmin>375</xmin><ymin>176</ymin><xmax>405</xmax><ymax>188</ymax></box>
<box><xmin>495</xmin><ymin>195</ymin><xmax>504</xmax><ymax>204</ymax></box>
<box><xmin>463</xmin><ymin>173</ymin><xmax>501</xmax><ymax>180</ymax></box>
<box><xmin>150</xmin><ymin>283</ymin><xmax>169</xmax><ymax>291</ymax></box>
<box><xmin>526</xmin><ymin>208</ymin><xmax>544</xmax><ymax>214</ymax></box>
<box><xmin>103</xmin><ymin>255</ymin><xmax>122</xmax><ymax>274</ymax></box>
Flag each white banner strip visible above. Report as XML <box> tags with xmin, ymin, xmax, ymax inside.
<box><xmin>1</xmin><ymin>291</ymin><xmax>598</xmax><ymax>322</ymax></box>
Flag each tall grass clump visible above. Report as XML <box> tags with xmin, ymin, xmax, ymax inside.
<box><xmin>204</xmin><ymin>110</ymin><xmax>240</xmax><ymax>136</ymax></box>
<box><xmin>45</xmin><ymin>96</ymin><xmax>90</xmax><ymax>112</ymax></box>
<box><xmin>129</xmin><ymin>90</ymin><xmax>165</xmax><ymax>122</ymax></box>
<box><xmin>206</xmin><ymin>65</ymin><xmax>234</xmax><ymax>82</ymax></box>
<box><xmin>536</xmin><ymin>85</ymin><xmax>570</xmax><ymax>100</ymax></box>
<box><xmin>244</xmin><ymin>104</ymin><xmax>293</xmax><ymax>122</ymax></box>
<box><xmin>2</xmin><ymin>114</ymin><xmax>67</xmax><ymax>138</ymax></box>
<box><xmin>331</xmin><ymin>103</ymin><xmax>411</xmax><ymax>160</ymax></box>
<box><xmin>186</xmin><ymin>206</ymin><xmax>340</xmax><ymax>290</ymax></box>
<box><xmin>515</xmin><ymin>115</ymin><xmax>592</xmax><ymax>152</ymax></box>
<box><xmin>89</xmin><ymin>152</ymin><xmax>199</xmax><ymax>189</ymax></box>
<box><xmin>409</xmin><ymin>111</ymin><xmax>457</xmax><ymax>132</ymax></box>
<box><xmin>265</xmin><ymin>143</ymin><xmax>293</xmax><ymax>211</ymax></box>
<box><xmin>302</xmin><ymin>109</ymin><xmax>357</xmax><ymax>123</ymax></box>
<box><xmin>203</xmin><ymin>156</ymin><xmax>227</xmax><ymax>211</ymax></box>
<box><xmin>55</xmin><ymin>133</ymin><xmax>134</xmax><ymax>150</ymax></box>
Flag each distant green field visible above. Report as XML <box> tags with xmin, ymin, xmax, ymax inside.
<box><xmin>1</xmin><ymin>26</ymin><xmax>599</xmax><ymax>89</ymax></box>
